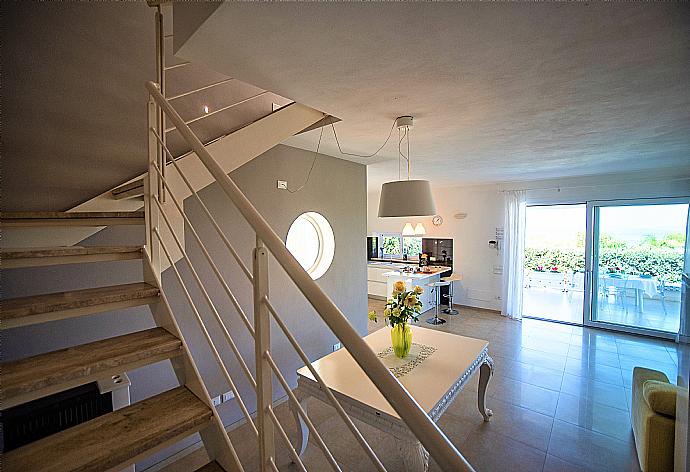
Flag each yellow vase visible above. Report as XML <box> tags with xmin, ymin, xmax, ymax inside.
<box><xmin>391</xmin><ymin>323</ymin><xmax>412</xmax><ymax>359</ymax></box>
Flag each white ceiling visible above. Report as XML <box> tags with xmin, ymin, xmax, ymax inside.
<box><xmin>175</xmin><ymin>3</ymin><xmax>690</xmax><ymax>191</ymax></box>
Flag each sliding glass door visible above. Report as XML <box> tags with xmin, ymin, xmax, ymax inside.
<box><xmin>523</xmin><ymin>204</ymin><xmax>586</xmax><ymax>323</ymax></box>
<box><xmin>585</xmin><ymin>198</ymin><xmax>690</xmax><ymax>336</ymax></box>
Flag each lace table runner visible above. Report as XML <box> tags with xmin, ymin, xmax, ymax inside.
<box><xmin>376</xmin><ymin>343</ymin><xmax>437</xmax><ymax>378</ymax></box>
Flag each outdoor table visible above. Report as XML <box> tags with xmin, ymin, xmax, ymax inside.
<box><xmin>600</xmin><ymin>274</ymin><xmax>658</xmax><ymax>312</ymax></box>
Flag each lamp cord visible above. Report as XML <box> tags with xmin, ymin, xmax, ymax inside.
<box><xmin>286</xmin><ymin>125</ymin><xmax>324</xmax><ymax>193</ymax></box>
<box><xmin>290</xmin><ymin>118</ymin><xmax>408</xmax><ymax>192</ymax></box>
<box><xmin>330</xmin><ymin>120</ymin><xmax>397</xmax><ymax>159</ymax></box>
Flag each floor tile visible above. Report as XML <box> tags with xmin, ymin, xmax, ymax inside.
<box><xmin>555</xmin><ymin>392</ymin><xmax>633</xmax><ymax>442</ymax></box>
<box><xmin>548</xmin><ymin>420</ymin><xmax>640</xmax><ymax>471</ymax></box>
<box><xmin>458</xmin><ymin>427</ymin><xmax>547</xmax><ymax>472</ymax></box>
<box><xmin>445</xmin><ymin>393</ymin><xmax>554</xmax><ymax>452</ymax></box>
<box><xmin>525</xmin><ymin>328</ymin><xmax>573</xmax><ymax>344</ymax></box>
<box><xmin>493</xmin><ymin>357</ymin><xmax>564</xmax><ymax>391</ymax></box>
<box><xmin>520</xmin><ymin>337</ymin><xmax>572</xmax><ymax>356</ymax></box>
<box><xmin>543</xmin><ymin>454</ymin><xmax>591</xmax><ymax>472</ymax></box>
<box><xmin>489</xmin><ymin>376</ymin><xmax>560</xmax><ymax>416</ymax></box>
<box><xmin>514</xmin><ymin>348</ymin><xmax>568</xmax><ymax>372</ymax></box>
<box><xmin>560</xmin><ymin>374</ymin><xmax>629</xmax><ymax>410</ymax></box>
<box><xmin>570</xmin><ymin>333</ymin><xmax>619</xmax><ymax>353</ymax></box>
<box><xmin>617</xmin><ymin>342</ymin><xmax>675</xmax><ymax>363</ymax></box>
<box><xmin>564</xmin><ymin>358</ymin><xmax>624</xmax><ymax>386</ymax></box>
<box><xmin>567</xmin><ymin>345</ymin><xmax>621</xmax><ymax>368</ymax></box>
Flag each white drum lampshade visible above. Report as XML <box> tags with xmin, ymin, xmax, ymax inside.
<box><xmin>378</xmin><ymin>180</ymin><xmax>437</xmax><ymax>218</ymax></box>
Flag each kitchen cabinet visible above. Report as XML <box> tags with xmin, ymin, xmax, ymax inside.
<box><xmin>367</xmin><ymin>266</ymin><xmax>394</xmax><ymax>298</ymax></box>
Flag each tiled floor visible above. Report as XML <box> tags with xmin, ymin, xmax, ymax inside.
<box><xmin>161</xmin><ymin>299</ymin><xmax>686</xmax><ymax>472</ymax></box>
<box><xmin>523</xmin><ymin>286</ymin><xmax>680</xmax><ymax>333</ymax></box>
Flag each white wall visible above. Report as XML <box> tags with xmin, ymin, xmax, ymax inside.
<box><xmin>368</xmin><ymin>169</ymin><xmax>690</xmax><ymax>311</ymax></box>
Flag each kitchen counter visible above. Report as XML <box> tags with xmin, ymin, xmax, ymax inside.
<box><xmin>367</xmin><ymin>261</ymin><xmax>452</xmax><ymax>303</ymax></box>
<box><xmin>382</xmin><ymin>266</ymin><xmax>451</xmax><ymax>278</ymax></box>
<box><xmin>380</xmin><ymin>267</ymin><xmax>452</xmax><ymax>313</ymax></box>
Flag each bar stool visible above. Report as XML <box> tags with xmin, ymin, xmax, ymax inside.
<box><xmin>442</xmin><ymin>273</ymin><xmax>462</xmax><ymax>315</ymax></box>
<box><xmin>427</xmin><ymin>279</ymin><xmax>450</xmax><ymax>325</ymax></box>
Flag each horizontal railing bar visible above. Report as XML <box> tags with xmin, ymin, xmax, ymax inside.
<box><xmin>264</xmin><ymin>351</ymin><xmax>342</xmax><ymax>472</ymax></box>
<box><xmin>147</xmin><ymin>81</ymin><xmax>474</xmax><ymax>472</ymax></box>
<box><xmin>266</xmin><ymin>405</ymin><xmax>308</xmax><ymax>472</ymax></box>
<box><xmin>164</xmin><ymin>61</ymin><xmax>190</xmax><ymax>70</ymax></box>
<box><xmin>153</xmin><ymin>195</ymin><xmax>258</xmax><ymax>393</ymax></box>
<box><xmin>165</xmin><ymin>101</ymin><xmax>295</xmax><ymax>163</ymax></box>
<box><xmin>263</xmin><ymin>296</ymin><xmax>386</xmax><ymax>472</ymax></box>
<box><xmin>167</xmin><ymin>78</ymin><xmax>236</xmax><ymax>101</ymax></box>
<box><xmin>152</xmin><ymin>160</ymin><xmax>255</xmax><ymax>337</ymax></box>
<box><xmin>151</xmin><ymin>128</ymin><xmax>253</xmax><ymax>283</ymax></box>
<box><xmin>153</xmin><ymin>227</ymin><xmax>259</xmax><ymax>438</ymax></box>
<box><xmin>165</xmin><ymin>91</ymin><xmax>269</xmax><ymax>133</ymax></box>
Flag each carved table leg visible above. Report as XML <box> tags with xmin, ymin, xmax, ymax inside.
<box><xmin>397</xmin><ymin>437</ymin><xmax>430</xmax><ymax>472</ymax></box>
<box><xmin>289</xmin><ymin>395</ymin><xmax>310</xmax><ymax>457</ymax></box>
<box><xmin>478</xmin><ymin>355</ymin><xmax>494</xmax><ymax>422</ymax></box>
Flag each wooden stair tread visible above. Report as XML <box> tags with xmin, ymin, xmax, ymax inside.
<box><xmin>4</xmin><ymin>386</ymin><xmax>212</xmax><ymax>472</ymax></box>
<box><xmin>2</xmin><ymin>245</ymin><xmax>142</xmax><ymax>259</ymax></box>
<box><xmin>1</xmin><ymin>327</ymin><xmax>181</xmax><ymax>409</ymax></box>
<box><xmin>1</xmin><ymin>211</ymin><xmax>145</xmax><ymax>219</ymax></box>
<box><xmin>2</xmin><ymin>282</ymin><xmax>159</xmax><ymax>321</ymax></box>
<box><xmin>195</xmin><ymin>461</ymin><xmax>225</xmax><ymax>472</ymax></box>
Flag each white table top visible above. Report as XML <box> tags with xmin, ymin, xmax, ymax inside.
<box><xmin>601</xmin><ymin>274</ymin><xmax>658</xmax><ymax>297</ymax></box>
<box><xmin>296</xmin><ymin>326</ymin><xmax>488</xmax><ymax>419</ymax></box>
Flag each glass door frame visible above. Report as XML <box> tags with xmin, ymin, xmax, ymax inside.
<box><xmin>583</xmin><ymin>196</ymin><xmax>690</xmax><ymax>339</ymax></box>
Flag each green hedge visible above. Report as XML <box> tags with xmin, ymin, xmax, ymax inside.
<box><xmin>524</xmin><ymin>248</ymin><xmax>685</xmax><ymax>283</ymax></box>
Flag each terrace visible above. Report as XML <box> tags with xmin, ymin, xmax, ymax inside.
<box><xmin>523</xmin><ymin>270</ymin><xmax>682</xmax><ymax>333</ymax></box>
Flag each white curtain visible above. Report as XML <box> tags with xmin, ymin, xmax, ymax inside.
<box><xmin>501</xmin><ymin>190</ymin><xmax>527</xmax><ymax>320</ymax></box>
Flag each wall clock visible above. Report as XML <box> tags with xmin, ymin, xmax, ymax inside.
<box><xmin>432</xmin><ymin>215</ymin><xmax>443</xmax><ymax>226</ymax></box>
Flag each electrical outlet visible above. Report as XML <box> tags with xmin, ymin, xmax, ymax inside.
<box><xmin>211</xmin><ymin>395</ymin><xmax>222</xmax><ymax>407</ymax></box>
<box><xmin>222</xmin><ymin>391</ymin><xmax>235</xmax><ymax>403</ymax></box>
<box><xmin>277</xmin><ymin>180</ymin><xmax>288</xmax><ymax>190</ymax></box>
<box><xmin>333</xmin><ymin>342</ymin><xmax>341</xmax><ymax>351</ymax></box>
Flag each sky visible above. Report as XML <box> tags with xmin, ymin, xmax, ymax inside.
<box><xmin>525</xmin><ymin>203</ymin><xmax>689</xmax><ymax>249</ymax></box>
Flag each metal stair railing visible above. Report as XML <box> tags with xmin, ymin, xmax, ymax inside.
<box><xmin>144</xmin><ymin>79</ymin><xmax>475</xmax><ymax>472</ymax></box>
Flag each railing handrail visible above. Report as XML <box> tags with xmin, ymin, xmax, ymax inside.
<box><xmin>145</xmin><ymin>80</ymin><xmax>474</xmax><ymax>472</ymax></box>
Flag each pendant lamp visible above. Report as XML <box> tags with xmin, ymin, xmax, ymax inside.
<box><xmin>402</xmin><ymin>222</ymin><xmax>416</xmax><ymax>236</ymax></box>
<box><xmin>378</xmin><ymin>116</ymin><xmax>437</xmax><ymax>218</ymax></box>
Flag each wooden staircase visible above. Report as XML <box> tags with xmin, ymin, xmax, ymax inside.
<box><xmin>1</xmin><ymin>212</ymin><xmax>238</xmax><ymax>472</ymax></box>
<box><xmin>2</xmin><ymin>245</ymin><xmax>143</xmax><ymax>269</ymax></box>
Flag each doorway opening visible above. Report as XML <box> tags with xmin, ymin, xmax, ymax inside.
<box><xmin>523</xmin><ymin>204</ymin><xmax>586</xmax><ymax>324</ymax></box>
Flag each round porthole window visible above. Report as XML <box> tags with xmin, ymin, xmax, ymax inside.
<box><xmin>285</xmin><ymin>212</ymin><xmax>335</xmax><ymax>280</ymax></box>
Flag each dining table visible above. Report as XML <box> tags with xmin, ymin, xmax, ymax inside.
<box><xmin>600</xmin><ymin>274</ymin><xmax>659</xmax><ymax>312</ymax></box>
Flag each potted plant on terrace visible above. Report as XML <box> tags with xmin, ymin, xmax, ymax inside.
<box><xmin>368</xmin><ymin>280</ymin><xmax>423</xmax><ymax>358</ymax></box>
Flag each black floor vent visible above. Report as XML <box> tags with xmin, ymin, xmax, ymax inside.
<box><xmin>1</xmin><ymin>382</ymin><xmax>113</xmax><ymax>452</ymax></box>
